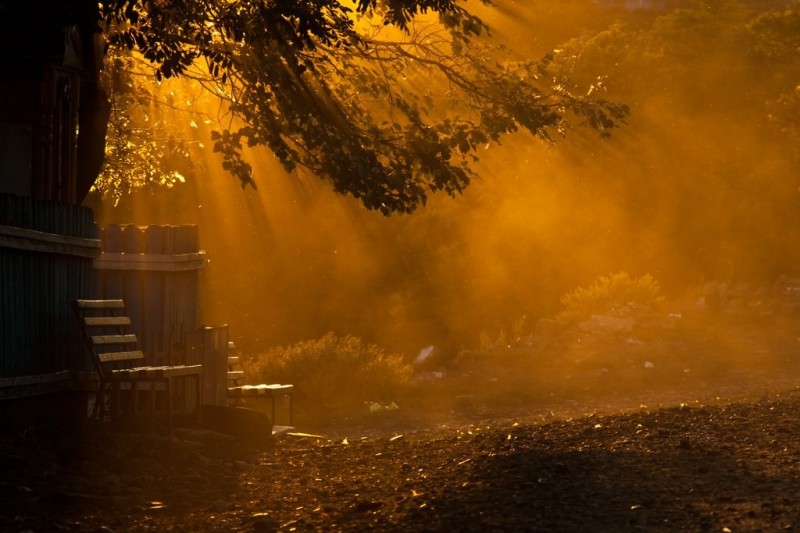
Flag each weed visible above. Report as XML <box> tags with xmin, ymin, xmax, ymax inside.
<box><xmin>241</xmin><ymin>333</ymin><xmax>412</xmax><ymax>415</ymax></box>
<box><xmin>556</xmin><ymin>272</ymin><xmax>664</xmax><ymax>326</ymax></box>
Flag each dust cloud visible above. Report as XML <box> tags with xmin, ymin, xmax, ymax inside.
<box><xmin>88</xmin><ymin>0</ymin><xmax>800</xmax><ymax>371</ymax></box>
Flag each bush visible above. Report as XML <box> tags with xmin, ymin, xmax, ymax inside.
<box><xmin>478</xmin><ymin>315</ymin><xmax>528</xmax><ymax>352</ymax></box>
<box><xmin>556</xmin><ymin>272</ymin><xmax>664</xmax><ymax>326</ymax></box>
<box><xmin>240</xmin><ymin>333</ymin><xmax>412</xmax><ymax>415</ymax></box>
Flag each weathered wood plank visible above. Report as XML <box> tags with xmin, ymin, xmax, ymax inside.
<box><xmin>75</xmin><ymin>299</ymin><xmax>125</xmax><ymax>309</ymax></box>
<box><xmin>102</xmin><ymin>224</ymin><xmax>122</xmax><ymax>253</ymax></box>
<box><xmin>96</xmin><ymin>350</ymin><xmax>145</xmax><ymax>363</ymax></box>
<box><xmin>159</xmin><ymin>364</ymin><xmax>203</xmax><ymax>378</ymax></box>
<box><xmin>0</xmin><ymin>195</ymin><xmax>97</xmax><ymax>390</ymax></box>
<box><xmin>228</xmin><ymin>384</ymin><xmax>294</xmax><ymax>396</ymax></box>
<box><xmin>93</xmin><ymin>252</ymin><xmax>207</xmax><ymax>271</ymax></box>
<box><xmin>83</xmin><ymin>316</ymin><xmax>131</xmax><ymax>327</ymax></box>
<box><xmin>144</xmin><ymin>225</ymin><xmax>165</xmax><ymax>358</ymax></box>
<box><xmin>0</xmin><ymin>370</ymin><xmax>71</xmax><ymax>388</ymax></box>
<box><xmin>90</xmin><ymin>334</ymin><xmax>138</xmax><ymax>345</ymax></box>
<box><xmin>0</xmin><ymin>224</ymin><xmax>100</xmax><ymax>258</ymax></box>
<box><xmin>120</xmin><ymin>226</ymin><xmax>146</xmax><ymax>362</ymax></box>
<box><xmin>0</xmin><ymin>378</ymin><xmax>71</xmax><ymax>399</ymax></box>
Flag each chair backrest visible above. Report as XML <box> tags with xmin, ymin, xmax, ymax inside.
<box><xmin>73</xmin><ymin>299</ymin><xmax>145</xmax><ymax>380</ymax></box>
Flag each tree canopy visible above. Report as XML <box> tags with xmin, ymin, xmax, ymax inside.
<box><xmin>97</xmin><ymin>0</ymin><xmax>628</xmax><ymax>213</ymax></box>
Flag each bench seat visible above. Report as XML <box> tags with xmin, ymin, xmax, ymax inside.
<box><xmin>226</xmin><ymin>348</ymin><xmax>293</xmax><ymax>426</ymax></box>
<box><xmin>74</xmin><ymin>299</ymin><xmax>202</xmax><ymax>428</ymax></box>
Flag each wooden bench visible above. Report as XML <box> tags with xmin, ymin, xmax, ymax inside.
<box><xmin>73</xmin><ymin>299</ymin><xmax>202</xmax><ymax>429</ymax></box>
<box><xmin>226</xmin><ymin>349</ymin><xmax>294</xmax><ymax>427</ymax></box>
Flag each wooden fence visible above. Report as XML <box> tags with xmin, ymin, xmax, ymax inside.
<box><xmin>94</xmin><ymin>224</ymin><xmax>233</xmax><ymax>409</ymax></box>
<box><xmin>0</xmin><ymin>194</ymin><xmax>99</xmax><ymax>428</ymax></box>
<box><xmin>0</xmin><ymin>194</ymin><xmax>99</xmax><ymax>385</ymax></box>
<box><xmin>94</xmin><ymin>224</ymin><xmax>207</xmax><ymax>367</ymax></box>
<box><xmin>1</xmin><ymin>213</ymin><xmax>231</xmax><ymax>426</ymax></box>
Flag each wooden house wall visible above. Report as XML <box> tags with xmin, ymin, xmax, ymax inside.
<box><xmin>0</xmin><ymin>62</ymin><xmax>82</xmax><ymax>204</ymax></box>
<box><xmin>0</xmin><ymin>194</ymin><xmax>99</xmax><ymax>381</ymax></box>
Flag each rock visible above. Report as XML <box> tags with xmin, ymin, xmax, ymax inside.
<box><xmin>211</xmin><ymin>500</ymin><xmax>229</xmax><ymax>513</ymax></box>
<box><xmin>233</xmin><ymin>460</ymin><xmax>251</xmax><ymax>471</ymax></box>
<box><xmin>201</xmin><ymin>405</ymin><xmax>273</xmax><ymax>440</ymax></box>
<box><xmin>250</xmin><ymin>515</ymin><xmax>279</xmax><ymax>532</ymax></box>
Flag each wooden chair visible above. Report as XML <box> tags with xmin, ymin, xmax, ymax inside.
<box><xmin>73</xmin><ymin>299</ymin><xmax>202</xmax><ymax>429</ymax></box>
<box><xmin>226</xmin><ymin>348</ymin><xmax>294</xmax><ymax>427</ymax></box>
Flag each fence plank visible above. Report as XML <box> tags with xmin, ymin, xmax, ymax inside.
<box><xmin>120</xmin><ymin>225</ymin><xmax>144</xmax><ymax>359</ymax></box>
<box><xmin>144</xmin><ymin>225</ymin><xmax>165</xmax><ymax>360</ymax></box>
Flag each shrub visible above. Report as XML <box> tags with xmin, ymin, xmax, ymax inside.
<box><xmin>478</xmin><ymin>315</ymin><xmax>528</xmax><ymax>352</ymax></box>
<box><xmin>556</xmin><ymin>272</ymin><xmax>664</xmax><ymax>326</ymax></box>
<box><xmin>240</xmin><ymin>333</ymin><xmax>412</xmax><ymax>415</ymax></box>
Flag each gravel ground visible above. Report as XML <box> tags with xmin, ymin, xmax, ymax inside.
<box><xmin>4</xmin><ymin>383</ymin><xmax>800</xmax><ymax>532</ymax></box>
<box><xmin>4</xmin><ymin>312</ymin><xmax>800</xmax><ymax>532</ymax></box>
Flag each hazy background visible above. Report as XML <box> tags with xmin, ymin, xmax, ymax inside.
<box><xmin>87</xmin><ymin>0</ymin><xmax>800</xmax><ymax>358</ymax></box>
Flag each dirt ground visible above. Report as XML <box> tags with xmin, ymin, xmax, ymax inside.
<box><xmin>3</xmin><ymin>308</ymin><xmax>800</xmax><ymax>532</ymax></box>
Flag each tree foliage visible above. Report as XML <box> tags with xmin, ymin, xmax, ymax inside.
<box><xmin>745</xmin><ymin>3</ymin><xmax>800</xmax><ymax>157</ymax></box>
<box><xmin>97</xmin><ymin>0</ymin><xmax>628</xmax><ymax>213</ymax></box>
<box><xmin>95</xmin><ymin>50</ymin><xmax>198</xmax><ymax>202</ymax></box>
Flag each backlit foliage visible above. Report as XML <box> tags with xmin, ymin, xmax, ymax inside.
<box><xmin>746</xmin><ymin>3</ymin><xmax>800</xmax><ymax>159</ymax></box>
<box><xmin>98</xmin><ymin>0</ymin><xmax>628</xmax><ymax>213</ymax></box>
<box><xmin>556</xmin><ymin>272</ymin><xmax>664</xmax><ymax>326</ymax></box>
<box><xmin>92</xmin><ymin>50</ymin><xmax>200</xmax><ymax>203</ymax></box>
<box><xmin>241</xmin><ymin>333</ymin><xmax>412</xmax><ymax>414</ymax></box>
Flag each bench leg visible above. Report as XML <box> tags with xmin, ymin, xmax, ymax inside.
<box><xmin>195</xmin><ymin>374</ymin><xmax>202</xmax><ymax>424</ymax></box>
<box><xmin>149</xmin><ymin>380</ymin><xmax>158</xmax><ymax>417</ymax></box>
<box><xmin>94</xmin><ymin>382</ymin><xmax>111</xmax><ymax>421</ymax></box>
<box><xmin>112</xmin><ymin>383</ymin><xmax>122</xmax><ymax>422</ymax></box>
<box><xmin>166</xmin><ymin>378</ymin><xmax>174</xmax><ymax>433</ymax></box>
<box><xmin>92</xmin><ymin>387</ymin><xmax>102</xmax><ymax>420</ymax></box>
<box><xmin>272</xmin><ymin>393</ymin><xmax>294</xmax><ymax>426</ymax></box>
